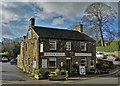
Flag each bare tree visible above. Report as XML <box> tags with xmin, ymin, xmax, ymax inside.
<box><xmin>82</xmin><ymin>2</ymin><xmax>117</xmax><ymax>47</ymax></box>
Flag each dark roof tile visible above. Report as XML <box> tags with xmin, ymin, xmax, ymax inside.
<box><xmin>32</xmin><ymin>26</ymin><xmax>95</xmax><ymax>42</ymax></box>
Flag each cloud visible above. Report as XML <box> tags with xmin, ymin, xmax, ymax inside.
<box><xmin>0</xmin><ymin>2</ymin><xmax>118</xmax><ymax>39</ymax></box>
<box><xmin>2</xmin><ymin>0</ymin><xmax>120</xmax><ymax>2</ymax></box>
<box><xmin>1</xmin><ymin>2</ymin><xmax>36</xmax><ymax>22</ymax></box>
<box><xmin>1</xmin><ymin>2</ymin><xmax>21</xmax><ymax>22</ymax></box>
<box><xmin>52</xmin><ymin>17</ymin><xmax>65</xmax><ymax>26</ymax></box>
<box><xmin>35</xmin><ymin>2</ymin><xmax>90</xmax><ymax>21</ymax></box>
<box><xmin>2</xmin><ymin>23</ymin><xmax>15</xmax><ymax>37</ymax></box>
<box><xmin>1</xmin><ymin>22</ymin><xmax>28</xmax><ymax>38</ymax></box>
<box><xmin>0</xmin><ymin>2</ymin><xmax>37</xmax><ymax>39</ymax></box>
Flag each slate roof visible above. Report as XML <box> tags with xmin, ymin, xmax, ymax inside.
<box><xmin>32</xmin><ymin>26</ymin><xmax>95</xmax><ymax>42</ymax></box>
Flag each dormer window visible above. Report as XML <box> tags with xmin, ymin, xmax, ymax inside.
<box><xmin>49</xmin><ymin>40</ymin><xmax>56</xmax><ymax>50</ymax></box>
<box><xmin>28</xmin><ymin>30</ymin><xmax>32</xmax><ymax>39</ymax></box>
<box><xmin>80</xmin><ymin>42</ymin><xmax>86</xmax><ymax>51</ymax></box>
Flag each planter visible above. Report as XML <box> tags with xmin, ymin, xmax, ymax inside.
<box><xmin>49</xmin><ymin>75</ymin><xmax>67</xmax><ymax>81</ymax></box>
<box><xmin>34</xmin><ymin>74</ymin><xmax>41</xmax><ymax>80</ymax></box>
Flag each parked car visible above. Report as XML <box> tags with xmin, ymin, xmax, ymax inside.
<box><xmin>10</xmin><ymin>58</ymin><xmax>17</xmax><ymax>65</ymax></box>
<box><xmin>102</xmin><ymin>55</ymin><xmax>108</xmax><ymax>59</ymax></box>
<box><xmin>96</xmin><ymin>52</ymin><xmax>104</xmax><ymax>59</ymax></box>
<box><xmin>2</xmin><ymin>57</ymin><xmax>9</xmax><ymax>62</ymax></box>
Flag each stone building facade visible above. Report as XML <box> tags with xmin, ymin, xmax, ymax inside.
<box><xmin>18</xmin><ymin>18</ymin><xmax>96</xmax><ymax>74</ymax></box>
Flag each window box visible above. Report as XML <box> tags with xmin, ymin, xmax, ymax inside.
<box><xmin>48</xmin><ymin>71</ymin><xmax>68</xmax><ymax>81</ymax></box>
<box><xmin>49</xmin><ymin>75</ymin><xmax>67</xmax><ymax>81</ymax></box>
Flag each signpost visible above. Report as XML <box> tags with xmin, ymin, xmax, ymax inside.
<box><xmin>79</xmin><ymin>66</ymin><xmax>86</xmax><ymax>75</ymax></box>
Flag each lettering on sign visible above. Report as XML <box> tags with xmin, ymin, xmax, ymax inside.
<box><xmin>75</xmin><ymin>53</ymin><xmax>92</xmax><ymax>56</ymax></box>
<box><xmin>44</xmin><ymin>52</ymin><xmax>65</xmax><ymax>56</ymax></box>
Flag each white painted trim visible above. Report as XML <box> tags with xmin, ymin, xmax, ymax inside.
<box><xmin>75</xmin><ymin>53</ymin><xmax>92</xmax><ymax>56</ymax></box>
<box><xmin>44</xmin><ymin>52</ymin><xmax>65</xmax><ymax>56</ymax></box>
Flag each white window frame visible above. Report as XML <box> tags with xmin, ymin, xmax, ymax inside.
<box><xmin>81</xmin><ymin>42</ymin><xmax>86</xmax><ymax>51</ymax></box>
<box><xmin>42</xmin><ymin>59</ymin><xmax>47</xmax><ymax>68</ymax></box>
<box><xmin>28</xmin><ymin>30</ymin><xmax>32</xmax><ymax>39</ymax></box>
<box><xmin>40</xmin><ymin>43</ymin><xmax>43</xmax><ymax>52</ymax></box>
<box><xmin>49</xmin><ymin>40</ymin><xmax>57</xmax><ymax>50</ymax></box>
<box><xmin>66</xmin><ymin>42</ymin><xmax>71</xmax><ymax>50</ymax></box>
<box><xmin>90</xmin><ymin>60</ymin><xmax>94</xmax><ymax>67</ymax></box>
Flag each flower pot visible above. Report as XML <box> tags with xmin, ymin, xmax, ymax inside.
<box><xmin>34</xmin><ymin>74</ymin><xmax>41</xmax><ymax>80</ymax></box>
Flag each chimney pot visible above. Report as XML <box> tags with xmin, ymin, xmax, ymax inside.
<box><xmin>30</xmin><ymin>18</ymin><xmax>35</xmax><ymax>27</ymax></box>
<box><xmin>75</xmin><ymin>24</ymin><xmax>83</xmax><ymax>32</ymax></box>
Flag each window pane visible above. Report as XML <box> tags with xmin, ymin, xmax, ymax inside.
<box><xmin>81</xmin><ymin>42</ymin><xmax>86</xmax><ymax>51</ymax></box>
<box><xmin>66</xmin><ymin>42</ymin><xmax>71</xmax><ymax>50</ymax></box>
<box><xmin>49</xmin><ymin>61</ymin><xmax>55</xmax><ymax>68</ymax></box>
<box><xmin>49</xmin><ymin>41</ymin><xmax>56</xmax><ymax>50</ymax></box>
<box><xmin>49</xmin><ymin>58</ymin><xmax>56</xmax><ymax>68</ymax></box>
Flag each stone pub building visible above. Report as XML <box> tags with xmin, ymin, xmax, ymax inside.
<box><xmin>18</xmin><ymin>18</ymin><xmax>96</xmax><ymax>75</ymax></box>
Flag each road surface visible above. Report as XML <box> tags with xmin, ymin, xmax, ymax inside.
<box><xmin>0</xmin><ymin>62</ymin><xmax>119</xmax><ymax>86</ymax></box>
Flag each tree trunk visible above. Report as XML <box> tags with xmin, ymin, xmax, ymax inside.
<box><xmin>95</xmin><ymin>32</ymin><xmax>99</xmax><ymax>46</ymax></box>
<box><xmin>99</xmin><ymin>26</ymin><xmax>105</xmax><ymax>47</ymax></box>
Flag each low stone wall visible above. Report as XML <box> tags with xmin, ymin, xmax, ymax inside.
<box><xmin>49</xmin><ymin>75</ymin><xmax>67</xmax><ymax>81</ymax></box>
<box><xmin>114</xmin><ymin>51</ymin><xmax>120</xmax><ymax>58</ymax></box>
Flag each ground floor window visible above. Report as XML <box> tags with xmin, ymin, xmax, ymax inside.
<box><xmin>49</xmin><ymin>58</ymin><xmax>56</xmax><ymax>68</ymax></box>
<box><xmin>90</xmin><ymin>60</ymin><xmax>94</xmax><ymax>67</ymax></box>
<box><xmin>42</xmin><ymin>59</ymin><xmax>47</xmax><ymax>68</ymax></box>
<box><xmin>33</xmin><ymin>60</ymin><xmax>37</xmax><ymax>68</ymax></box>
<box><xmin>81</xmin><ymin>57</ymin><xmax>86</xmax><ymax>66</ymax></box>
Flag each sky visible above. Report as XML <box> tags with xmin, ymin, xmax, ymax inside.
<box><xmin>0</xmin><ymin>1</ymin><xmax>119</xmax><ymax>41</ymax></box>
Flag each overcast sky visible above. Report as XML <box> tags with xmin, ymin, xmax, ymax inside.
<box><xmin>0</xmin><ymin>1</ymin><xmax>119</xmax><ymax>41</ymax></box>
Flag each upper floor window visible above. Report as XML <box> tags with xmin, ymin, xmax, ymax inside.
<box><xmin>66</xmin><ymin>42</ymin><xmax>71</xmax><ymax>50</ymax></box>
<box><xmin>40</xmin><ymin>43</ymin><xmax>43</xmax><ymax>52</ymax></box>
<box><xmin>28</xmin><ymin>30</ymin><xmax>32</xmax><ymax>39</ymax></box>
<box><xmin>80</xmin><ymin>42</ymin><xmax>86</xmax><ymax>51</ymax></box>
<box><xmin>49</xmin><ymin>40</ymin><xmax>56</xmax><ymax>50</ymax></box>
<box><xmin>26</xmin><ymin>43</ymin><xmax>27</xmax><ymax>51</ymax></box>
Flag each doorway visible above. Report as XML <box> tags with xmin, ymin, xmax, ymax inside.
<box><xmin>66</xmin><ymin>58</ymin><xmax>71</xmax><ymax>74</ymax></box>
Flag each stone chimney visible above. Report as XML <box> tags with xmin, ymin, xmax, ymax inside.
<box><xmin>29</xmin><ymin>18</ymin><xmax>35</xmax><ymax>27</ymax></box>
<box><xmin>75</xmin><ymin>24</ymin><xmax>83</xmax><ymax>32</ymax></box>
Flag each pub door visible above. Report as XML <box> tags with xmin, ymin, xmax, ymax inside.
<box><xmin>66</xmin><ymin>58</ymin><xmax>71</xmax><ymax>74</ymax></box>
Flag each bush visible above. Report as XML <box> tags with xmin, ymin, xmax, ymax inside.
<box><xmin>72</xmin><ymin>63</ymin><xmax>79</xmax><ymax>75</ymax></box>
<box><xmin>55</xmin><ymin>68</ymin><xmax>61</xmax><ymax>76</ymax></box>
<box><xmin>62</xmin><ymin>64</ymin><xmax>67</xmax><ymax>70</ymax></box>
<box><xmin>115</xmin><ymin>58</ymin><xmax>120</xmax><ymax>61</ymax></box>
<box><xmin>101</xmin><ymin>64</ymin><xmax>109</xmax><ymax>70</ymax></box>
<box><xmin>43</xmin><ymin>71</ymin><xmax>50</xmax><ymax>78</ymax></box>
<box><xmin>33</xmin><ymin>68</ymin><xmax>41</xmax><ymax>75</ymax></box>
<box><xmin>61</xmin><ymin>70</ymin><xmax>66</xmax><ymax>75</ymax></box>
<box><xmin>73</xmin><ymin>63</ymin><xmax>79</xmax><ymax>69</ymax></box>
<box><xmin>96</xmin><ymin>39</ymin><xmax>120</xmax><ymax>52</ymax></box>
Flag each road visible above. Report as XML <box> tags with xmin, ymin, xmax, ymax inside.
<box><xmin>0</xmin><ymin>62</ymin><xmax>120</xmax><ymax>86</ymax></box>
<box><xmin>1</xmin><ymin>62</ymin><xmax>35</xmax><ymax>83</ymax></box>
